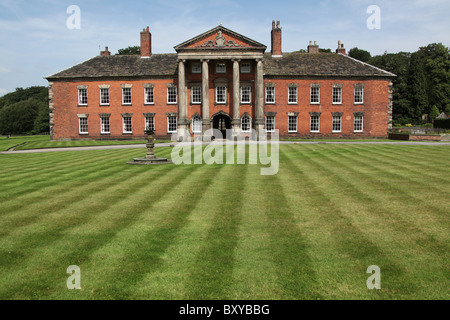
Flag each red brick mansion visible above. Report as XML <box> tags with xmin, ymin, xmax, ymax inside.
<box><xmin>46</xmin><ymin>21</ymin><xmax>395</xmax><ymax>140</ymax></box>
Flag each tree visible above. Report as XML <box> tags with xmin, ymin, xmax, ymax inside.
<box><xmin>116</xmin><ymin>46</ymin><xmax>140</xmax><ymax>55</ymax></box>
<box><xmin>348</xmin><ymin>47</ymin><xmax>372</xmax><ymax>62</ymax></box>
<box><xmin>0</xmin><ymin>86</ymin><xmax>48</xmax><ymax>110</ymax></box>
<box><xmin>429</xmin><ymin>105</ymin><xmax>440</xmax><ymax>120</ymax></box>
<box><xmin>33</xmin><ymin>102</ymin><xmax>50</xmax><ymax>134</ymax></box>
<box><xmin>0</xmin><ymin>98</ymin><xmax>43</xmax><ymax>135</ymax></box>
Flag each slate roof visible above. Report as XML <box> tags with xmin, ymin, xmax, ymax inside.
<box><xmin>46</xmin><ymin>52</ymin><xmax>395</xmax><ymax>80</ymax></box>
<box><xmin>46</xmin><ymin>54</ymin><xmax>178</xmax><ymax>80</ymax></box>
<box><xmin>263</xmin><ymin>52</ymin><xmax>396</xmax><ymax>78</ymax></box>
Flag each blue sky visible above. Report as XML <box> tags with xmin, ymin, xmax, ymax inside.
<box><xmin>0</xmin><ymin>0</ymin><xmax>449</xmax><ymax>96</ymax></box>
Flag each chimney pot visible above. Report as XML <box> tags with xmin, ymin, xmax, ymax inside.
<box><xmin>100</xmin><ymin>46</ymin><xmax>110</xmax><ymax>56</ymax></box>
<box><xmin>336</xmin><ymin>40</ymin><xmax>346</xmax><ymax>55</ymax></box>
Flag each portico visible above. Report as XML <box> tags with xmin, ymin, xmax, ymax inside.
<box><xmin>174</xmin><ymin>26</ymin><xmax>267</xmax><ymax>139</ymax></box>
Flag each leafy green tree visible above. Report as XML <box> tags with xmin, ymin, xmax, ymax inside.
<box><xmin>429</xmin><ymin>105</ymin><xmax>440</xmax><ymax>120</ymax></box>
<box><xmin>0</xmin><ymin>98</ymin><xmax>42</xmax><ymax>135</ymax></box>
<box><xmin>116</xmin><ymin>46</ymin><xmax>140</xmax><ymax>55</ymax></box>
<box><xmin>348</xmin><ymin>47</ymin><xmax>372</xmax><ymax>62</ymax></box>
<box><xmin>0</xmin><ymin>86</ymin><xmax>47</xmax><ymax>110</ymax></box>
<box><xmin>33</xmin><ymin>102</ymin><xmax>50</xmax><ymax>134</ymax></box>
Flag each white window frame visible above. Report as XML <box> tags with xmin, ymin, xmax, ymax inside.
<box><xmin>191</xmin><ymin>86</ymin><xmax>202</xmax><ymax>104</ymax></box>
<box><xmin>265</xmin><ymin>87</ymin><xmax>275</xmax><ymax>104</ymax></box>
<box><xmin>78</xmin><ymin>117</ymin><xmax>88</xmax><ymax>134</ymax></box>
<box><xmin>100</xmin><ymin>88</ymin><xmax>109</xmax><ymax>105</ymax></box>
<box><xmin>288</xmin><ymin>87</ymin><xmax>298</xmax><ymax>104</ymax></box>
<box><xmin>100</xmin><ymin>117</ymin><xmax>110</xmax><ymax>134</ymax></box>
<box><xmin>192</xmin><ymin>116</ymin><xmax>202</xmax><ymax>133</ymax></box>
<box><xmin>241</xmin><ymin>62</ymin><xmax>251</xmax><ymax>73</ymax></box>
<box><xmin>354</xmin><ymin>87</ymin><xmax>364</xmax><ymax>104</ymax></box>
<box><xmin>215</xmin><ymin>86</ymin><xmax>227</xmax><ymax>104</ymax></box>
<box><xmin>191</xmin><ymin>63</ymin><xmax>202</xmax><ymax>74</ymax></box>
<box><xmin>354</xmin><ymin>115</ymin><xmax>364</xmax><ymax>132</ymax></box>
<box><xmin>332</xmin><ymin>115</ymin><xmax>342</xmax><ymax>133</ymax></box>
<box><xmin>145</xmin><ymin>87</ymin><xmax>154</xmax><ymax>105</ymax></box>
<box><xmin>310</xmin><ymin>115</ymin><xmax>320</xmax><ymax>133</ymax></box>
<box><xmin>332</xmin><ymin>87</ymin><xmax>342</xmax><ymax>104</ymax></box>
<box><xmin>310</xmin><ymin>87</ymin><xmax>320</xmax><ymax>104</ymax></box>
<box><xmin>168</xmin><ymin>116</ymin><xmax>177</xmax><ymax>133</ymax></box>
<box><xmin>122</xmin><ymin>117</ymin><xmax>132</xmax><ymax>134</ymax></box>
<box><xmin>288</xmin><ymin>115</ymin><xmax>298</xmax><ymax>133</ymax></box>
<box><xmin>240</xmin><ymin>86</ymin><xmax>252</xmax><ymax>104</ymax></box>
<box><xmin>167</xmin><ymin>87</ymin><xmax>177</xmax><ymax>104</ymax></box>
<box><xmin>145</xmin><ymin>116</ymin><xmax>155</xmax><ymax>132</ymax></box>
<box><xmin>122</xmin><ymin>88</ymin><xmax>132</xmax><ymax>105</ymax></box>
<box><xmin>241</xmin><ymin>115</ymin><xmax>251</xmax><ymax>133</ymax></box>
<box><xmin>265</xmin><ymin>116</ymin><xmax>275</xmax><ymax>133</ymax></box>
<box><xmin>78</xmin><ymin>88</ymin><xmax>87</xmax><ymax>106</ymax></box>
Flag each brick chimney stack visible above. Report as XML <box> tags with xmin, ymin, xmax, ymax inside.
<box><xmin>336</xmin><ymin>40</ymin><xmax>346</xmax><ymax>55</ymax></box>
<box><xmin>100</xmin><ymin>46</ymin><xmax>110</xmax><ymax>56</ymax></box>
<box><xmin>271</xmin><ymin>20</ymin><xmax>282</xmax><ymax>57</ymax></box>
<box><xmin>308</xmin><ymin>41</ymin><xmax>319</xmax><ymax>54</ymax></box>
<box><xmin>140</xmin><ymin>26</ymin><xmax>152</xmax><ymax>58</ymax></box>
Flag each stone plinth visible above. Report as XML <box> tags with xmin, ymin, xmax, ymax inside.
<box><xmin>126</xmin><ymin>132</ymin><xmax>173</xmax><ymax>165</ymax></box>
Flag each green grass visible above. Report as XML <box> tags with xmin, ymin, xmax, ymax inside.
<box><xmin>0</xmin><ymin>135</ymin><xmax>173</xmax><ymax>151</ymax></box>
<box><xmin>0</xmin><ymin>144</ymin><xmax>448</xmax><ymax>299</ymax></box>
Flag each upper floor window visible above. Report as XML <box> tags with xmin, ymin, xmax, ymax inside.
<box><xmin>191</xmin><ymin>86</ymin><xmax>202</xmax><ymax>104</ymax></box>
<box><xmin>310</xmin><ymin>86</ymin><xmax>320</xmax><ymax>104</ymax></box>
<box><xmin>332</xmin><ymin>86</ymin><xmax>342</xmax><ymax>104</ymax></box>
<box><xmin>288</xmin><ymin>86</ymin><xmax>298</xmax><ymax>104</ymax></box>
<box><xmin>216</xmin><ymin>62</ymin><xmax>226</xmax><ymax>74</ymax></box>
<box><xmin>216</xmin><ymin>86</ymin><xmax>227</xmax><ymax>104</ymax></box>
<box><xmin>241</xmin><ymin>63</ymin><xmax>251</xmax><ymax>73</ymax></box>
<box><xmin>354</xmin><ymin>85</ymin><xmax>364</xmax><ymax>104</ymax></box>
<box><xmin>191</xmin><ymin>63</ymin><xmax>201</xmax><ymax>74</ymax></box>
<box><xmin>241</xmin><ymin>86</ymin><xmax>251</xmax><ymax>104</ymax></box>
<box><xmin>122</xmin><ymin>88</ymin><xmax>132</xmax><ymax>105</ymax></box>
<box><xmin>145</xmin><ymin>87</ymin><xmax>154</xmax><ymax>104</ymax></box>
<box><xmin>100</xmin><ymin>88</ymin><xmax>109</xmax><ymax>105</ymax></box>
<box><xmin>78</xmin><ymin>88</ymin><xmax>87</xmax><ymax>106</ymax></box>
<box><xmin>167</xmin><ymin>86</ymin><xmax>177</xmax><ymax>104</ymax></box>
<box><xmin>265</xmin><ymin>86</ymin><xmax>275</xmax><ymax>104</ymax></box>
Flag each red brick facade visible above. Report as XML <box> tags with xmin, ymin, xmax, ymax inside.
<box><xmin>47</xmin><ymin>23</ymin><xmax>394</xmax><ymax>140</ymax></box>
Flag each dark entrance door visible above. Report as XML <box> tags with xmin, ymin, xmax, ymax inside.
<box><xmin>212</xmin><ymin>114</ymin><xmax>231</xmax><ymax>138</ymax></box>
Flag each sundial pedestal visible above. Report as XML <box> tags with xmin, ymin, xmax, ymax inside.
<box><xmin>126</xmin><ymin>132</ymin><xmax>173</xmax><ymax>165</ymax></box>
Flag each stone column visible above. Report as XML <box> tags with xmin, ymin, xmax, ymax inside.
<box><xmin>255</xmin><ymin>59</ymin><xmax>265</xmax><ymax>135</ymax></box>
<box><xmin>177</xmin><ymin>59</ymin><xmax>188</xmax><ymax>139</ymax></box>
<box><xmin>201</xmin><ymin>59</ymin><xmax>211</xmax><ymax>137</ymax></box>
<box><xmin>232</xmin><ymin>59</ymin><xmax>241</xmax><ymax>135</ymax></box>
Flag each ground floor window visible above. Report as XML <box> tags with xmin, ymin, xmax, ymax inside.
<box><xmin>241</xmin><ymin>115</ymin><xmax>251</xmax><ymax>132</ymax></box>
<box><xmin>79</xmin><ymin>117</ymin><xmax>88</xmax><ymax>134</ymax></box>
<box><xmin>310</xmin><ymin>115</ymin><xmax>320</xmax><ymax>132</ymax></box>
<box><xmin>288</xmin><ymin>115</ymin><xmax>297</xmax><ymax>132</ymax></box>
<box><xmin>123</xmin><ymin>117</ymin><xmax>132</xmax><ymax>133</ymax></box>
<box><xmin>168</xmin><ymin>116</ymin><xmax>177</xmax><ymax>133</ymax></box>
<box><xmin>354</xmin><ymin>115</ymin><xmax>364</xmax><ymax>132</ymax></box>
<box><xmin>145</xmin><ymin>116</ymin><xmax>155</xmax><ymax>132</ymax></box>
<box><xmin>101</xmin><ymin>117</ymin><xmax>110</xmax><ymax>134</ymax></box>
<box><xmin>265</xmin><ymin>115</ymin><xmax>275</xmax><ymax>132</ymax></box>
<box><xmin>192</xmin><ymin>116</ymin><xmax>202</xmax><ymax>133</ymax></box>
<box><xmin>332</xmin><ymin>115</ymin><xmax>342</xmax><ymax>132</ymax></box>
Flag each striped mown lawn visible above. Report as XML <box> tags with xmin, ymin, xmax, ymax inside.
<box><xmin>0</xmin><ymin>144</ymin><xmax>448</xmax><ymax>299</ymax></box>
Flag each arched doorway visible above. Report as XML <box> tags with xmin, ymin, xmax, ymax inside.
<box><xmin>212</xmin><ymin>112</ymin><xmax>231</xmax><ymax>138</ymax></box>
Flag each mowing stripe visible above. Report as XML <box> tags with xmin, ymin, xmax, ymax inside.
<box><xmin>183</xmin><ymin>164</ymin><xmax>247</xmax><ymax>300</ymax></box>
<box><xmin>53</xmin><ymin>164</ymin><xmax>215</xmax><ymax>299</ymax></box>
<box><xmin>298</xmin><ymin>145</ymin><xmax>448</xmax><ymax>298</ymax></box>
<box><xmin>0</xmin><ymin>162</ymin><xmax>184</xmax><ymax>299</ymax></box>
<box><xmin>281</xmin><ymin>144</ymin><xmax>418</xmax><ymax>299</ymax></box>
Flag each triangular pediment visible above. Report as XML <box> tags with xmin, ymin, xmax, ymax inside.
<box><xmin>174</xmin><ymin>26</ymin><xmax>266</xmax><ymax>51</ymax></box>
